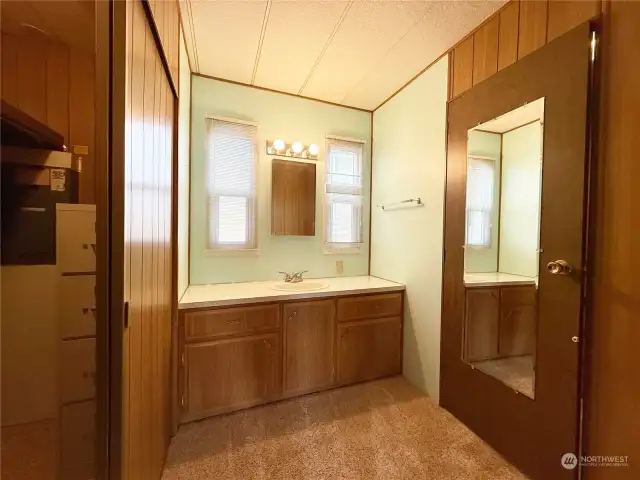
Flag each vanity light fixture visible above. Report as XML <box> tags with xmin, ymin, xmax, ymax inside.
<box><xmin>266</xmin><ymin>139</ymin><xmax>319</xmax><ymax>160</ymax></box>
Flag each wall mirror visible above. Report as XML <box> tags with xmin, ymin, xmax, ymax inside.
<box><xmin>462</xmin><ymin>98</ymin><xmax>544</xmax><ymax>399</ymax></box>
<box><xmin>271</xmin><ymin>158</ymin><xmax>316</xmax><ymax>236</ymax></box>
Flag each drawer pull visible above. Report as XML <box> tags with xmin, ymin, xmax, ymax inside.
<box><xmin>82</xmin><ymin>307</ymin><xmax>97</xmax><ymax>316</ymax></box>
<box><xmin>263</xmin><ymin>340</ymin><xmax>272</xmax><ymax>348</ymax></box>
<box><xmin>227</xmin><ymin>319</ymin><xmax>241</xmax><ymax>325</ymax></box>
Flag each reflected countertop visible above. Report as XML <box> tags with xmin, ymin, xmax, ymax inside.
<box><xmin>179</xmin><ymin>275</ymin><xmax>406</xmax><ymax>310</ymax></box>
<box><xmin>464</xmin><ymin>272</ymin><xmax>537</xmax><ymax>288</ymax></box>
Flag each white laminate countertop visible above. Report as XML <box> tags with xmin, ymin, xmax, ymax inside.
<box><xmin>464</xmin><ymin>272</ymin><xmax>537</xmax><ymax>288</ymax></box>
<box><xmin>179</xmin><ymin>275</ymin><xmax>406</xmax><ymax>310</ymax></box>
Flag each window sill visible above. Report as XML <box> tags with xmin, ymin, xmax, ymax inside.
<box><xmin>204</xmin><ymin>248</ymin><xmax>261</xmax><ymax>257</ymax></box>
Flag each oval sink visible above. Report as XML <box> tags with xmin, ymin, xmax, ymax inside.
<box><xmin>270</xmin><ymin>281</ymin><xmax>329</xmax><ymax>292</ymax></box>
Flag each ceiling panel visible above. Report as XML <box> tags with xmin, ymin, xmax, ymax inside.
<box><xmin>474</xmin><ymin>98</ymin><xmax>545</xmax><ymax>133</ymax></box>
<box><xmin>343</xmin><ymin>0</ymin><xmax>506</xmax><ymax>110</ymax></box>
<box><xmin>189</xmin><ymin>0</ymin><xmax>268</xmax><ymax>84</ymax></box>
<box><xmin>254</xmin><ymin>1</ymin><xmax>347</xmax><ymax>94</ymax></box>
<box><xmin>300</xmin><ymin>0</ymin><xmax>430</xmax><ymax>103</ymax></box>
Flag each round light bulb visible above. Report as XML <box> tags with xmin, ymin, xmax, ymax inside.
<box><xmin>308</xmin><ymin>144</ymin><xmax>319</xmax><ymax>156</ymax></box>
<box><xmin>273</xmin><ymin>139</ymin><xmax>285</xmax><ymax>152</ymax></box>
<box><xmin>292</xmin><ymin>142</ymin><xmax>303</xmax><ymax>154</ymax></box>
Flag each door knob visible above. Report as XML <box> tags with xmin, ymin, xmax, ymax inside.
<box><xmin>546</xmin><ymin>260</ymin><xmax>572</xmax><ymax>275</ymax></box>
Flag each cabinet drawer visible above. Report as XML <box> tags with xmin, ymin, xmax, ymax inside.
<box><xmin>59</xmin><ymin>275</ymin><xmax>96</xmax><ymax>339</ymax></box>
<box><xmin>337</xmin><ymin>293</ymin><xmax>402</xmax><ymax>322</ymax></box>
<box><xmin>56</xmin><ymin>207</ymin><xmax>96</xmax><ymax>273</ymax></box>
<box><xmin>61</xmin><ymin>400</ymin><xmax>95</xmax><ymax>480</ymax></box>
<box><xmin>184</xmin><ymin>333</ymin><xmax>281</xmax><ymax>419</ymax></box>
<box><xmin>61</xmin><ymin>338</ymin><xmax>95</xmax><ymax>404</ymax></box>
<box><xmin>336</xmin><ymin>316</ymin><xmax>402</xmax><ymax>385</ymax></box>
<box><xmin>500</xmin><ymin>284</ymin><xmax>537</xmax><ymax>309</ymax></box>
<box><xmin>184</xmin><ymin>304</ymin><xmax>280</xmax><ymax>342</ymax></box>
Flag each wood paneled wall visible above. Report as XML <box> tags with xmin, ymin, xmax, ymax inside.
<box><xmin>122</xmin><ymin>0</ymin><xmax>176</xmax><ymax>478</ymax></box>
<box><xmin>147</xmin><ymin>0</ymin><xmax>180</xmax><ymax>91</ymax></box>
<box><xmin>584</xmin><ymin>1</ymin><xmax>640</xmax><ymax>479</ymax></box>
<box><xmin>1</xmin><ymin>32</ymin><xmax>96</xmax><ymax>203</ymax></box>
<box><xmin>449</xmin><ymin>0</ymin><xmax>600</xmax><ymax>100</ymax></box>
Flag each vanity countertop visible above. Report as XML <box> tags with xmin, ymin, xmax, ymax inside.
<box><xmin>179</xmin><ymin>275</ymin><xmax>406</xmax><ymax>310</ymax></box>
<box><xmin>464</xmin><ymin>272</ymin><xmax>537</xmax><ymax>288</ymax></box>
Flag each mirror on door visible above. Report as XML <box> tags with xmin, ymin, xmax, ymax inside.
<box><xmin>461</xmin><ymin>98</ymin><xmax>544</xmax><ymax>399</ymax></box>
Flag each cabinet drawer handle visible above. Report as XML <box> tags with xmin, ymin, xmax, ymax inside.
<box><xmin>82</xmin><ymin>307</ymin><xmax>97</xmax><ymax>316</ymax></box>
<box><xmin>263</xmin><ymin>340</ymin><xmax>272</xmax><ymax>348</ymax></box>
<box><xmin>227</xmin><ymin>319</ymin><xmax>241</xmax><ymax>325</ymax></box>
<box><xmin>287</xmin><ymin>311</ymin><xmax>297</xmax><ymax>321</ymax></box>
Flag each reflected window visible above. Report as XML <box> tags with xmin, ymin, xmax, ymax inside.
<box><xmin>466</xmin><ymin>157</ymin><xmax>495</xmax><ymax>248</ymax></box>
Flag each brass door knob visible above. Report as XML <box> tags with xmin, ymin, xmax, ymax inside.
<box><xmin>547</xmin><ymin>260</ymin><xmax>572</xmax><ymax>275</ymax></box>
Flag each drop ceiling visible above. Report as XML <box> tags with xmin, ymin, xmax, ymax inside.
<box><xmin>474</xmin><ymin>98</ymin><xmax>545</xmax><ymax>134</ymax></box>
<box><xmin>180</xmin><ymin>0</ymin><xmax>507</xmax><ymax>111</ymax></box>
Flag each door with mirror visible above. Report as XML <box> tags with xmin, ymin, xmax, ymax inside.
<box><xmin>441</xmin><ymin>23</ymin><xmax>594</xmax><ymax>480</ymax></box>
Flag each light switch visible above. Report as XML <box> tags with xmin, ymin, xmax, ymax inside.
<box><xmin>336</xmin><ymin>260</ymin><xmax>344</xmax><ymax>274</ymax></box>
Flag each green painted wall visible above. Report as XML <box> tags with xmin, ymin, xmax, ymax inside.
<box><xmin>190</xmin><ymin>76</ymin><xmax>371</xmax><ymax>285</ymax></box>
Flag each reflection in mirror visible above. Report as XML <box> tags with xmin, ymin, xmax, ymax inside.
<box><xmin>462</xmin><ymin>98</ymin><xmax>544</xmax><ymax>399</ymax></box>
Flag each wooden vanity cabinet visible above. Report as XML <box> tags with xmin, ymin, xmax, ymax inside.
<box><xmin>283</xmin><ymin>300</ymin><xmax>335</xmax><ymax>397</ymax></box>
<box><xmin>464</xmin><ymin>287</ymin><xmax>500</xmax><ymax>362</ymax></box>
<box><xmin>183</xmin><ymin>333</ymin><xmax>281</xmax><ymax>420</ymax></box>
<box><xmin>179</xmin><ymin>291</ymin><xmax>404</xmax><ymax>422</ymax></box>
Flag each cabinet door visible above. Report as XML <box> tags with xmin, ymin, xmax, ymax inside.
<box><xmin>283</xmin><ymin>300</ymin><xmax>335</xmax><ymax>396</ymax></box>
<box><xmin>464</xmin><ymin>287</ymin><xmax>500</xmax><ymax>362</ymax></box>
<box><xmin>184</xmin><ymin>333</ymin><xmax>280</xmax><ymax>419</ymax></box>
<box><xmin>336</xmin><ymin>317</ymin><xmax>401</xmax><ymax>385</ymax></box>
<box><xmin>271</xmin><ymin>159</ymin><xmax>316</xmax><ymax>236</ymax></box>
<box><xmin>499</xmin><ymin>285</ymin><xmax>538</xmax><ymax>357</ymax></box>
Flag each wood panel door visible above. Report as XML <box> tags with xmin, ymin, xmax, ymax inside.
<box><xmin>283</xmin><ymin>300</ymin><xmax>335</xmax><ymax>397</ymax></box>
<box><xmin>464</xmin><ymin>288</ymin><xmax>500</xmax><ymax>362</ymax></box>
<box><xmin>117</xmin><ymin>0</ymin><xmax>178</xmax><ymax>478</ymax></box>
<box><xmin>183</xmin><ymin>333</ymin><xmax>281</xmax><ymax>420</ymax></box>
<box><xmin>441</xmin><ymin>24</ymin><xmax>592</xmax><ymax>480</ymax></box>
<box><xmin>336</xmin><ymin>317</ymin><xmax>401</xmax><ymax>385</ymax></box>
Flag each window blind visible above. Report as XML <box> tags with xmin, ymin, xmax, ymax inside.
<box><xmin>465</xmin><ymin>157</ymin><xmax>494</xmax><ymax>247</ymax></box>
<box><xmin>207</xmin><ymin>118</ymin><xmax>257</xmax><ymax>249</ymax></box>
<box><xmin>325</xmin><ymin>138</ymin><xmax>364</xmax><ymax>248</ymax></box>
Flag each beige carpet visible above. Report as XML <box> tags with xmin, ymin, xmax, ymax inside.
<box><xmin>474</xmin><ymin>355</ymin><xmax>535</xmax><ymax>399</ymax></box>
<box><xmin>1</xmin><ymin>419</ymin><xmax>58</xmax><ymax>480</ymax></box>
<box><xmin>163</xmin><ymin>376</ymin><xmax>527</xmax><ymax>480</ymax></box>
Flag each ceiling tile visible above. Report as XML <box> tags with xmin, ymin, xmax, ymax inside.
<box><xmin>300</xmin><ymin>0</ymin><xmax>430</xmax><ymax>104</ymax></box>
<box><xmin>189</xmin><ymin>0</ymin><xmax>268</xmax><ymax>84</ymax></box>
<box><xmin>343</xmin><ymin>0</ymin><xmax>507</xmax><ymax>110</ymax></box>
<box><xmin>254</xmin><ymin>0</ymin><xmax>347</xmax><ymax>94</ymax></box>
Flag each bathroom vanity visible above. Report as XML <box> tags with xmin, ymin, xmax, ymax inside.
<box><xmin>178</xmin><ymin>276</ymin><xmax>405</xmax><ymax>422</ymax></box>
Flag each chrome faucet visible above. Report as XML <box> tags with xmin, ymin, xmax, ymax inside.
<box><xmin>278</xmin><ymin>271</ymin><xmax>308</xmax><ymax>283</ymax></box>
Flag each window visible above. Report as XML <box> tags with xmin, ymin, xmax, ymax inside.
<box><xmin>465</xmin><ymin>156</ymin><xmax>495</xmax><ymax>247</ymax></box>
<box><xmin>206</xmin><ymin>117</ymin><xmax>257</xmax><ymax>250</ymax></box>
<box><xmin>325</xmin><ymin>137</ymin><xmax>364</xmax><ymax>249</ymax></box>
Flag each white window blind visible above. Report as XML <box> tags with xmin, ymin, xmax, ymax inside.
<box><xmin>206</xmin><ymin>118</ymin><xmax>257</xmax><ymax>250</ymax></box>
<box><xmin>325</xmin><ymin>138</ymin><xmax>364</xmax><ymax>248</ymax></box>
<box><xmin>466</xmin><ymin>157</ymin><xmax>495</xmax><ymax>248</ymax></box>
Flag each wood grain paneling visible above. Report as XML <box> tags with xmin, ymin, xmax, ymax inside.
<box><xmin>148</xmin><ymin>0</ymin><xmax>180</xmax><ymax>90</ymax></box>
<box><xmin>583</xmin><ymin>2</ymin><xmax>640</xmax><ymax>479</ymax></box>
<box><xmin>122</xmin><ymin>0</ymin><xmax>176</xmax><ymax>477</ymax></box>
<box><xmin>518</xmin><ymin>0</ymin><xmax>548</xmax><ymax>59</ymax></box>
<box><xmin>497</xmin><ymin>1</ymin><xmax>520</xmax><ymax>71</ymax></box>
<box><xmin>271</xmin><ymin>159</ymin><xmax>316</xmax><ymax>236</ymax></box>
<box><xmin>547</xmin><ymin>0</ymin><xmax>600</xmax><ymax>42</ymax></box>
<box><xmin>0</xmin><ymin>31</ymin><xmax>95</xmax><ymax>202</ymax></box>
<box><xmin>498</xmin><ymin>285</ymin><xmax>537</xmax><ymax>357</ymax></box>
<box><xmin>452</xmin><ymin>36</ymin><xmax>474</xmax><ymax>98</ymax></box>
<box><xmin>473</xmin><ymin>16</ymin><xmax>499</xmax><ymax>85</ymax></box>
<box><xmin>283</xmin><ymin>300</ymin><xmax>335</xmax><ymax>396</ymax></box>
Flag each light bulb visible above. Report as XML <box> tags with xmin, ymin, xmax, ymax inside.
<box><xmin>292</xmin><ymin>142</ymin><xmax>303</xmax><ymax>154</ymax></box>
<box><xmin>273</xmin><ymin>139</ymin><xmax>285</xmax><ymax>152</ymax></box>
<box><xmin>308</xmin><ymin>144</ymin><xmax>319</xmax><ymax>156</ymax></box>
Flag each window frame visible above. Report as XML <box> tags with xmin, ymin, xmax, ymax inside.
<box><xmin>465</xmin><ymin>155</ymin><xmax>496</xmax><ymax>249</ymax></box>
<box><xmin>205</xmin><ymin>116</ymin><xmax>259</xmax><ymax>253</ymax></box>
<box><xmin>323</xmin><ymin>136</ymin><xmax>366</xmax><ymax>255</ymax></box>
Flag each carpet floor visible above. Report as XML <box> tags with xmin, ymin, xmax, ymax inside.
<box><xmin>163</xmin><ymin>376</ymin><xmax>527</xmax><ymax>480</ymax></box>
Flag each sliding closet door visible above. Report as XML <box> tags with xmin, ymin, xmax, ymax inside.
<box><xmin>114</xmin><ymin>1</ymin><xmax>177</xmax><ymax>478</ymax></box>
